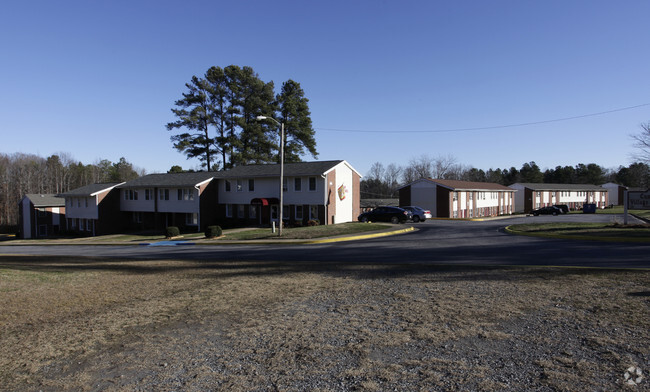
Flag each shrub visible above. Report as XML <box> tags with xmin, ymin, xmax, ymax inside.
<box><xmin>165</xmin><ymin>226</ymin><xmax>180</xmax><ymax>238</ymax></box>
<box><xmin>307</xmin><ymin>219</ymin><xmax>320</xmax><ymax>226</ymax></box>
<box><xmin>205</xmin><ymin>225</ymin><xmax>222</xmax><ymax>238</ymax></box>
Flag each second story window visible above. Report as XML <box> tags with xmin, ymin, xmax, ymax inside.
<box><xmin>294</xmin><ymin>178</ymin><xmax>302</xmax><ymax>191</ymax></box>
<box><xmin>237</xmin><ymin>179</ymin><xmax>243</xmax><ymax>192</ymax></box>
<box><xmin>249</xmin><ymin>179</ymin><xmax>255</xmax><ymax>192</ymax></box>
<box><xmin>178</xmin><ymin>189</ymin><xmax>194</xmax><ymax>201</ymax></box>
<box><xmin>159</xmin><ymin>189</ymin><xmax>169</xmax><ymax>200</ymax></box>
<box><xmin>283</xmin><ymin>178</ymin><xmax>288</xmax><ymax>192</ymax></box>
<box><xmin>309</xmin><ymin>177</ymin><xmax>316</xmax><ymax>191</ymax></box>
<box><xmin>225</xmin><ymin>180</ymin><xmax>231</xmax><ymax>192</ymax></box>
<box><xmin>125</xmin><ymin>190</ymin><xmax>138</xmax><ymax>200</ymax></box>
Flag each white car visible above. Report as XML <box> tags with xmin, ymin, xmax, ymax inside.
<box><xmin>402</xmin><ymin>206</ymin><xmax>432</xmax><ymax>222</ymax></box>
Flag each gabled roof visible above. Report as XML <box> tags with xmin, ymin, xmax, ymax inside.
<box><xmin>61</xmin><ymin>182</ymin><xmax>124</xmax><ymax>197</ymax></box>
<box><xmin>218</xmin><ymin>160</ymin><xmax>357</xmax><ymax>178</ymax></box>
<box><xmin>510</xmin><ymin>183</ymin><xmax>604</xmax><ymax>191</ymax></box>
<box><xmin>24</xmin><ymin>194</ymin><xmax>65</xmax><ymax>207</ymax></box>
<box><xmin>400</xmin><ymin>178</ymin><xmax>513</xmax><ymax>191</ymax></box>
<box><xmin>118</xmin><ymin>172</ymin><xmax>216</xmax><ymax>188</ymax></box>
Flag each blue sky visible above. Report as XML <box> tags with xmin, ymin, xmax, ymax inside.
<box><xmin>1</xmin><ymin>1</ymin><xmax>649</xmax><ymax>177</ymax></box>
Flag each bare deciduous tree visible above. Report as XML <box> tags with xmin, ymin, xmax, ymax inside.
<box><xmin>631</xmin><ymin>122</ymin><xmax>650</xmax><ymax>164</ymax></box>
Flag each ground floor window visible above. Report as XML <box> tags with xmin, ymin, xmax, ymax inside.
<box><xmin>186</xmin><ymin>213</ymin><xmax>198</xmax><ymax>226</ymax></box>
<box><xmin>296</xmin><ymin>205</ymin><xmax>303</xmax><ymax>220</ymax></box>
<box><xmin>271</xmin><ymin>205</ymin><xmax>278</xmax><ymax>220</ymax></box>
<box><xmin>133</xmin><ymin>212</ymin><xmax>142</xmax><ymax>223</ymax></box>
<box><xmin>249</xmin><ymin>204</ymin><xmax>257</xmax><ymax>219</ymax></box>
<box><xmin>226</xmin><ymin>204</ymin><xmax>233</xmax><ymax>218</ymax></box>
<box><xmin>283</xmin><ymin>205</ymin><xmax>289</xmax><ymax>220</ymax></box>
<box><xmin>237</xmin><ymin>204</ymin><xmax>245</xmax><ymax>218</ymax></box>
<box><xmin>309</xmin><ymin>205</ymin><xmax>318</xmax><ymax>220</ymax></box>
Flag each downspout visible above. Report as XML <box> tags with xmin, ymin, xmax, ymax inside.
<box><xmin>321</xmin><ymin>174</ymin><xmax>328</xmax><ymax>224</ymax></box>
<box><xmin>194</xmin><ymin>184</ymin><xmax>201</xmax><ymax>232</ymax></box>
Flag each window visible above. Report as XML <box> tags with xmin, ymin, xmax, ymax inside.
<box><xmin>283</xmin><ymin>178</ymin><xmax>288</xmax><ymax>192</ymax></box>
<box><xmin>125</xmin><ymin>190</ymin><xmax>138</xmax><ymax>200</ymax></box>
<box><xmin>271</xmin><ymin>205</ymin><xmax>278</xmax><ymax>220</ymax></box>
<box><xmin>453</xmin><ymin>192</ymin><xmax>458</xmax><ymax>201</ymax></box>
<box><xmin>237</xmin><ymin>204</ymin><xmax>245</xmax><ymax>218</ymax></box>
<box><xmin>469</xmin><ymin>192</ymin><xmax>473</xmax><ymax>201</ymax></box>
<box><xmin>186</xmin><ymin>213</ymin><xmax>198</xmax><ymax>226</ymax></box>
<box><xmin>225</xmin><ymin>204</ymin><xmax>233</xmax><ymax>218</ymax></box>
<box><xmin>283</xmin><ymin>205</ymin><xmax>290</xmax><ymax>219</ymax></box>
<box><xmin>160</xmin><ymin>189</ymin><xmax>169</xmax><ymax>200</ymax></box>
<box><xmin>178</xmin><ymin>189</ymin><xmax>194</xmax><ymax>201</ymax></box>
<box><xmin>296</xmin><ymin>205</ymin><xmax>303</xmax><ymax>220</ymax></box>
<box><xmin>248</xmin><ymin>179</ymin><xmax>255</xmax><ymax>192</ymax></box>
<box><xmin>78</xmin><ymin>198</ymin><xmax>81</xmax><ymax>207</ymax></box>
<box><xmin>145</xmin><ymin>189</ymin><xmax>153</xmax><ymax>200</ymax></box>
<box><xmin>309</xmin><ymin>177</ymin><xmax>316</xmax><ymax>191</ymax></box>
<box><xmin>310</xmin><ymin>205</ymin><xmax>319</xmax><ymax>220</ymax></box>
<box><xmin>133</xmin><ymin>212</ymin><xmax>142</xmax><ymax>223</ymax></box>
<box><xmin>294</xmin><ymin>178</ymin><xmax>302</xmax><ymax>191</ymax></box>
<box><xmin>237</xmin><ymin>179</ymin><xmax>243</xmax><ymax>192</ymax></box>
<box><xmin>249</xmin><ymin>204</ymin><xmax>257</xmax><ymax>219</ymax></box>
<box><xmin>225</xmin><ymin>180</ymin><xmax>231</xmax><ymax>192</ymax></box>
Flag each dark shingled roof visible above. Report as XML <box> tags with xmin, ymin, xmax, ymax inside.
<box><xmin>218</xmin><ymin>160</ymin><xmax>346</xmax><ymax>178</ymax></box>
<box><xmin>24</xmin><ymin>194</ymin><xmax>66</xmax><ymax>207</ymax></box>
<box><xmin>430</xmin><ymin>179</ymin><xmax>513</xmax><ymax>191</ymax></box>
<box><xmin>61</xmin><ymin>183</ymin><xmax>123</xmax><ymax>196</ymax></box>
<box><xmin>117</xmin><ymin>172</ymin><xmax>217</xmax><ymax>188</ymax></box>
<box><xmin>512</xmin><ymin>183</ymin><xmax>605</xmax><ymax>191</ymax></box>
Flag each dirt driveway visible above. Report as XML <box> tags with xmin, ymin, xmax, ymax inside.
<box><xmin>1</xmin><ymin>256</ymin><xmax>648</xmax><ymax>391</ymax></box>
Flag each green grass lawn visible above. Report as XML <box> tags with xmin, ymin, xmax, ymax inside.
<box><xmin>214</xmin><ymin>222</ymin><xmax>391</xmax><ymax>240</ymax></box>
<box><xmin>507</xmin><ymin>221</ymin><xmax>650</xmax><ymax>242</ymax></box>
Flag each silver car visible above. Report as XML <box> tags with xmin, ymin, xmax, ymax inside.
<box><xmin>402</xmin><ymin>206</ymin><xmax>432</xmax><ymax>222</ymax></box>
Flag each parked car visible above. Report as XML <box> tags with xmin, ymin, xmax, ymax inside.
<box><xmin>358</xmin><ymin>207</ymin><xmax>412</xmax><ymax>224</ymax></box>
<box><xmin>402</xmin><ymin>206</ymin><xmax>432</xmax><ymax>222</ymax></box>
<box><xmin>530</xmin><ymin>206</ymin><xmax>562</xmax><ymax>216</ymax></box>
<box><xmin>554</xmin><ymin>204</ymin><xmax>569</xmax><ymax>214</ymax></box>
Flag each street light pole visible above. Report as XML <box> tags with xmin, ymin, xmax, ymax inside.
<box><xmin>256</xmin><ymin>116</ymin><xmax>284</xmax><ymax>236</ymax></box>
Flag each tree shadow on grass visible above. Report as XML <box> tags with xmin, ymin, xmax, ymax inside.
<box><xmin>0</xmin><ymin>254</ymin><xmax>644</xmax><ymax>284</ymax></box>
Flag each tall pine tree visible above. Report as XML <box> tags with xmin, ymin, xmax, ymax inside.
<box><xmin>276</xmin><ymin>80</ymin><xmax>317</xmax><ymax>162</ymax></box>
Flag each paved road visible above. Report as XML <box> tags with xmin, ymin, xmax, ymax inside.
<box><xmin>1</xmin><ymin>214</ymin><xmax>649</xmax><ymax>268</ymax></box>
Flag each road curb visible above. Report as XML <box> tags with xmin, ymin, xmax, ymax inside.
<box><xmin>504</xmin><ymin>225</ymin><xmax>650</xmax><ymax>243</ymax></box>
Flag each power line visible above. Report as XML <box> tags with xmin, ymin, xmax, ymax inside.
<box><xmin>316</xmin><ymin>102</ymin><xmax>650</xmax><ymax>134</ymax></box>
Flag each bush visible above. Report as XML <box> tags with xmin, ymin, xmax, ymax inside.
<box><xmin>165</xmin><ymin>226</ymin><xmax>180</xmax><ymax>238</ymax></box>
<box><xmin>205</xmin><ymin>225</ymin><xmax>222</xmax><ymax>238</ymax></box>
<box><xmin>307</xmin><ymin>219</ymin><xmax>320</xmax><ymax>226</ymax></box>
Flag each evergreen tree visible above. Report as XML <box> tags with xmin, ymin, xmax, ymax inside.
<box><xmin>167</xmin><ymin>75</ymin><xmax>217</xmax><ymax>171</ymax></box>
<box><xmin>276</xmin><ymin>80</ymin><xmax>318</xmax><ymax>162</ymax></box>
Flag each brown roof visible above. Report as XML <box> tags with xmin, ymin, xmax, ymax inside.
<box><xmin>429</xmin><ymin>179</ymin><xmax>513</xmax><ymax>191</ymax></box>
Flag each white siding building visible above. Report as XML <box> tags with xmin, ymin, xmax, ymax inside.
<box><xmin>509</xmin><ymin>183</ymin><xmax>609</xmax><ymax>213</ymax></box>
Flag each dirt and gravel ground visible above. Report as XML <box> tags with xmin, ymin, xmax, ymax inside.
<box><xmin>1</xmin><ymin>255</ymin><xmax>648</xmax><ymax>391</ymax></box>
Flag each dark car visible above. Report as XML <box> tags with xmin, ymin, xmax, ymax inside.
<box><xmin>402</xmin><ymin>206</ymin><xmax>432</xmax><ymax>222</ymax></box>
<box><xmin>358</xmin><ymin>206</ymin><xmax>411</xmax><ymax>224</ymax></box>
<box><xmin>554</xmin><ymin>204</ymin><xmax>569</xmax><ymax>214</ymax></box>
<box><xmin>530</xmin><ymin>206</ymin><xmax>561</xmax><ymax>216</ymax></box>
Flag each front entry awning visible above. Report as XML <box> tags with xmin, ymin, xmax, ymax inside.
<box><xmin>251</xmin><ymin>198</ymin><xmax>279</xmax><ymax>206</ymax></box>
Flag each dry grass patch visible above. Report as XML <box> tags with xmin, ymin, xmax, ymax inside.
<box><xmin>0</xmin><ymin>256</ymin><xmax>648</xmax><ymax>391</ymax></box>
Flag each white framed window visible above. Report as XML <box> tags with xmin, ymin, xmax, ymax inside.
<box><xmin>159</xmin><ymin>189</ymin><xmax>169</xmax><ymax>200</ymax></box>
<box><xmin>77</xmin><ymin>198</ymin><xmax>81</xmax><ymax>207</ymax></box>
<box><xmin>296</xmin><ymin>205</ymin><xmax>303</xmax><ymax>220</ymax></box>
<box><xmin>225</xmin><ymin>180</ymin><xmax>231</xmax><ymax>192</ymax></box>
<box><xmin>283</xmin><ymin>205</ymin><xmax>289</xmax><ymax>219</ymax></box>
<box><xmin>237</xmin><ymin>204</ymin><xmax>245</xmax><ymax>218</ymax></box>
<box><xmin>309</xmin><ymin>177</ymin><xmax>316</xmax><ymax>191</ymax></box>
<box><xmin>453</xmin><ymin>192</ymin><xmax>458</xmax><ymax>201</ymax></box>
<box><xmin>133</xmin><ymin>212</ymin><xmax>142</xmax><ymax>223</ymax></box>
<box><xmin>178</xmin><ymin>189</ymin><xmax>194</xmax><ymax>201</ymax></box>
<box><xmin>186</xmin><ymin>213</ymin><xmax>198</xmax><ymax>226</ymax></box>
<box><xmin>283</xmin><ymin>178</ymin><xmax>288</xmax><ymax>192</ymax></box>
<box><xmin>225</xmin><ymin>204</ymin><xmax>233</xmax><ymax>218</ymax></box>
<box><xmin>294</xmin><ymin>178</ymin><xmax>302</xmax><ymax>191</ymax></box>
<box><xmin>249</xmin><ymin>204</ymin><xmax>257</xmax><ymax>219</ymax></box>
<box><xmin>145</xmin><ymin>189</ymin><xmax>153</xmax><ymax>200</ymax></box>
<box><xmin>237</xmin><ymin>179</ymin><xmax>243</xmax><ymax>192</ymax></box>
<box><xmin>309</xmin><ymin>205</ymin><xmax>318</xmax><ymax>220</ymax></box>
<box><xmin>248</xmin><ymin>179</ymin><xmax>255</xmax><ymax>192</ymax></box>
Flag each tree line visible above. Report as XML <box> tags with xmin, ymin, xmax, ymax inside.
<box><xmin>167</xmin><ymin>65</ymin><xmax>317</xmax><ymax>171</ymax></box>
<box><xmin>362</xmin><ymin>154</ymin><xmax>650</xmax><ymax>199</ymax></box>
<box><xmin>0</xmin><ymin>153</ymin><xmax>142</xmax><ymax>230</ymax></box>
